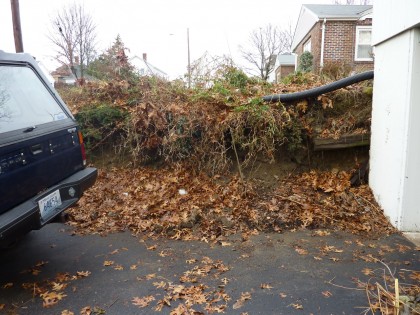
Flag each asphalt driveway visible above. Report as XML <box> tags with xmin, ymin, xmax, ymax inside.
<box><xmin>1</xmin><ymin>223</ymin><xmax>419</xmax><ymax>314</ymax></box>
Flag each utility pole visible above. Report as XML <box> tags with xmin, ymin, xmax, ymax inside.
<box><xmin>187</xmin><ymin>28</ymin><xmax>191</xmax><ymax>88</ymax></box>
<box><xmin>10</xmin><ymin>0</ymin><xmax>24</xmax><ymax>52</ymax></box>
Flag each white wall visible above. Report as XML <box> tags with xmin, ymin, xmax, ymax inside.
<box><xmin>372</xmin><ymin>0</ymin><xmax>420</xmax><ymax>46</ymax></box>
<box><xmin>292</xmin><ymin>6</ymin><xmax>318</xmax><ymax>51</ymax></box>
<box><xmin>400</xmin><ymin>28</ymin><xmax>420</xmax><ymax>230</ymax></box>
<box><xmin>370</xmin><ymin>27</ymin><xmax>420</xmax><ymax>231</ymax></box>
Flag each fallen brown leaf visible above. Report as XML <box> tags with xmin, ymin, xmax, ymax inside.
<box><xmin>295</xmin><ymin>247</ymin><xmax>308</xmax><ymax>255</ymax></box>
<box><xmin>145</xmin><ymin>273</ymin><xmax>156</xmax><ymax>280</ymax></box>
<box><xmin>291</xmin><ymin>303</ymin><xmax>303</xmax><ymax>310</ymax></box>
<box><xmin>76</xmin><ymin>271</ymin><xmax>91</xmax><ymax>278</ymax></box>
<box><xmin>362</xmin><ymin>268</ymin><xmax>374</xmax><ymax>276</ymax></box>
<box><xmin>153</xmin><ymin>281</ymin><xmax>167</xmax><ymax>289</ymax></box>
<box><xmin>80</xmin><ymin>306</ymin><xmax>91</xmax><ymax>315</ymax></box>
<box><xmin>132</xmin><ymin>295</ymin><xmax>155</xmax><ymax>308</ymax></box>
<box><xmin>40</xmin><ymin>291</ymin><xmax>67</xmax><ymax>308</ymax></box>
<box><xmin>313</xmin><ymin>230</ymin><xmax>331</xmax><ymax>236</ymax></box>
<box><xmin>51</xmin><ymin>282</ymin><xmax>67</xmax><ymax>291</ymax></box>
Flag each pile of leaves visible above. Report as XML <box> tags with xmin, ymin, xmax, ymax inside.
<box><xmin>262</xmin><ymin>170</ymin><xmax>394</xmax><ymax>234</ymax></box>
<box><xmin>67</xmin><ymin>165</ymin><xmax>395</xmax><ymax>239</ymax></box>
<box><xmin>68</xmin><ymin>165</ymin><xmax>256</xmax><ymax>239</ymax></box>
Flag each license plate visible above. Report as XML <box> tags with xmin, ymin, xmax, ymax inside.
<box><xmin>38</xmin><ymin>189</ymin><xmax>62</xmax><ymax>220</ymax></box>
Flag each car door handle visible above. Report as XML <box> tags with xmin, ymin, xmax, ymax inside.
<box><xmin>30</xmin><ymin>144</ymin><xmax>43</xmax><ymax>155</ymax></box>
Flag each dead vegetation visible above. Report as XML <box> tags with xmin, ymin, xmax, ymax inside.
<box><xmin>58</xmin><ymin>64</ymin><xmax>390</xmax><ymax>239</ymax></box>
<box><xmin>57</xmin><ymin>64</ymin><xmax>391</xmax><ymax>240</ymax></box>
<box><xmin>356</xmin><ymin>260</ymin><xmax>420</xmax><ymax>315</ymax></box>
<box><xmin>61</xmin><ymin>66</ymin><xmax>373</xmax><ymax>174</ymax></box>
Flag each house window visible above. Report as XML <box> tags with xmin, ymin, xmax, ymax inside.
<box><xmin>355</xmin><ymin>26</ymin><xmax>373</xmax><ymax>61</ymax></box>
<box><xmin>303</xmin><ymin>38</ymin><xmax>311</xmax><ymax>52</ymax></box>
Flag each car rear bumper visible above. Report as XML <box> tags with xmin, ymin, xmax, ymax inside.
<box><xmin>0</xmin><ymin>167</ymin><xmax>97</xmax><ymax>243</ymax></box>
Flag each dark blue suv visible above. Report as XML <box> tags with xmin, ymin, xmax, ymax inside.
<box><xmin>0</xmin><ymin>51</ymin><xmax>97</xmax><ymax>246</ymax></box>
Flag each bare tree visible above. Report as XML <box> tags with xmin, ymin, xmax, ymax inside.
<box><xmin>239</xmin><ymin>24</ymin><xmax>290</xmax><ymax>81</ymax></box>
<box><xmin>74</xmin><ymin>4</ymin><xmax>96</xmax><ymax>79</ymax></box>
<box><xmin>284</xmin><ymin>21</ymin><xmax>294</xmax><ymax>53</ymax></box>
<box><xmin>48</xmin><ymin>3</ymin><xmax>97</xmax><ymax>80</ymax></box>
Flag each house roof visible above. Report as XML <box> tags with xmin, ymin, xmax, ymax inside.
<box><xmin>277</xmin><ymin>53</ymin><xmax>295</xmax><ymax>65</ymax></box>
<box><xmin>292</xmin><ymin>4</ymin><xmax>373</xmax><ymax>52</ymax></box>
<box><xmin>129</xmin><ymin>55</ymin><xmax>168</xmax><ymax>78</ymax></box>
<box><xmin>303</xmin><ymin>4</ymin><xmax>372</xmax><ymax>19</ymax></box>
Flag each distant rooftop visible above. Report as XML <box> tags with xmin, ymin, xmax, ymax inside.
<box><xmin>303</xmin><ymin>4</ymin><xmax>372</xmax><ymax>19</ymax></box>
<box><xmin>277</xmin><ymin>53</ymin><xmax>295</xmax><ymax>65</ymax></box>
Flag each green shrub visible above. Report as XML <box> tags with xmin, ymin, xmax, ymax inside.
<box><xmin>75</xmin><ymin>104</ymin><xmax>128</xmax><ymax>150</ymax></box>
<box><xmin>298</xmin><ymin>51</ymin><xmax>313</xmax><ymax>72</ymax></box>
<box><xmin>222</xmin><ymin>66</ymin><xmax>249</xmax><ymax>90</ymax></box>
<box><xmin>211</xmin><ymin>82</ymin><xmax>231</xmax><ymax>97</ymax></box>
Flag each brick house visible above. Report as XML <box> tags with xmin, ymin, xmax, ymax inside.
<box><xmin>292</xmin><ymin>4</ymin><xmax>373</xmax><ymax>73</ymax></box>
<box><xmin>272</xmin><ymin>53</ymin><xmax>296</xmax><ymax>83</ymax></box>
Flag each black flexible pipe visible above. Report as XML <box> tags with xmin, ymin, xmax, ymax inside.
<box><xmin>262</xmin><ymin>70</ymin><xmax>374</xmax><ymax>103</ymax></box>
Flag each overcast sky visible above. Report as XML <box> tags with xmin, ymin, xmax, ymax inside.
<box><xmin>1</xmin><ymin>0</ymin><xmax>332</xmax><ymax>79</ymax></box>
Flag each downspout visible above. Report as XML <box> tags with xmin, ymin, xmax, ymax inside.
<box><xmin>320</xmin><ymin>18</ymin><xmax>326</xmax><ymax>68</ymax></box>
<box><xmin>292</xmin><ymin>53</ymin><xmax>298</xmax><ymax>71</ymax></box>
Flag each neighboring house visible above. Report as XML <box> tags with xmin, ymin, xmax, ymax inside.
<box><xmin>272</xmin><ymin>53</ymin><xmax>296</xmax><ymax>83</ymax></box>
<box><xmin>292</xmin><ymin>4</ymin><xmax>373</xmax><ymax>73</ymax></box>
<box><xmin>50</xmin><ymin>64</ymin><xmax>77</xmax><ymax>85</ymax></box>
<box><xmin>51</xmin><ymin>61</ymin><xmax>97</xmax><ymax>86</ymax></box>
<box><xmin>130</xmin><ymin>53</ymin><xmax>168</xmax><ymax>79</ymax></box>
